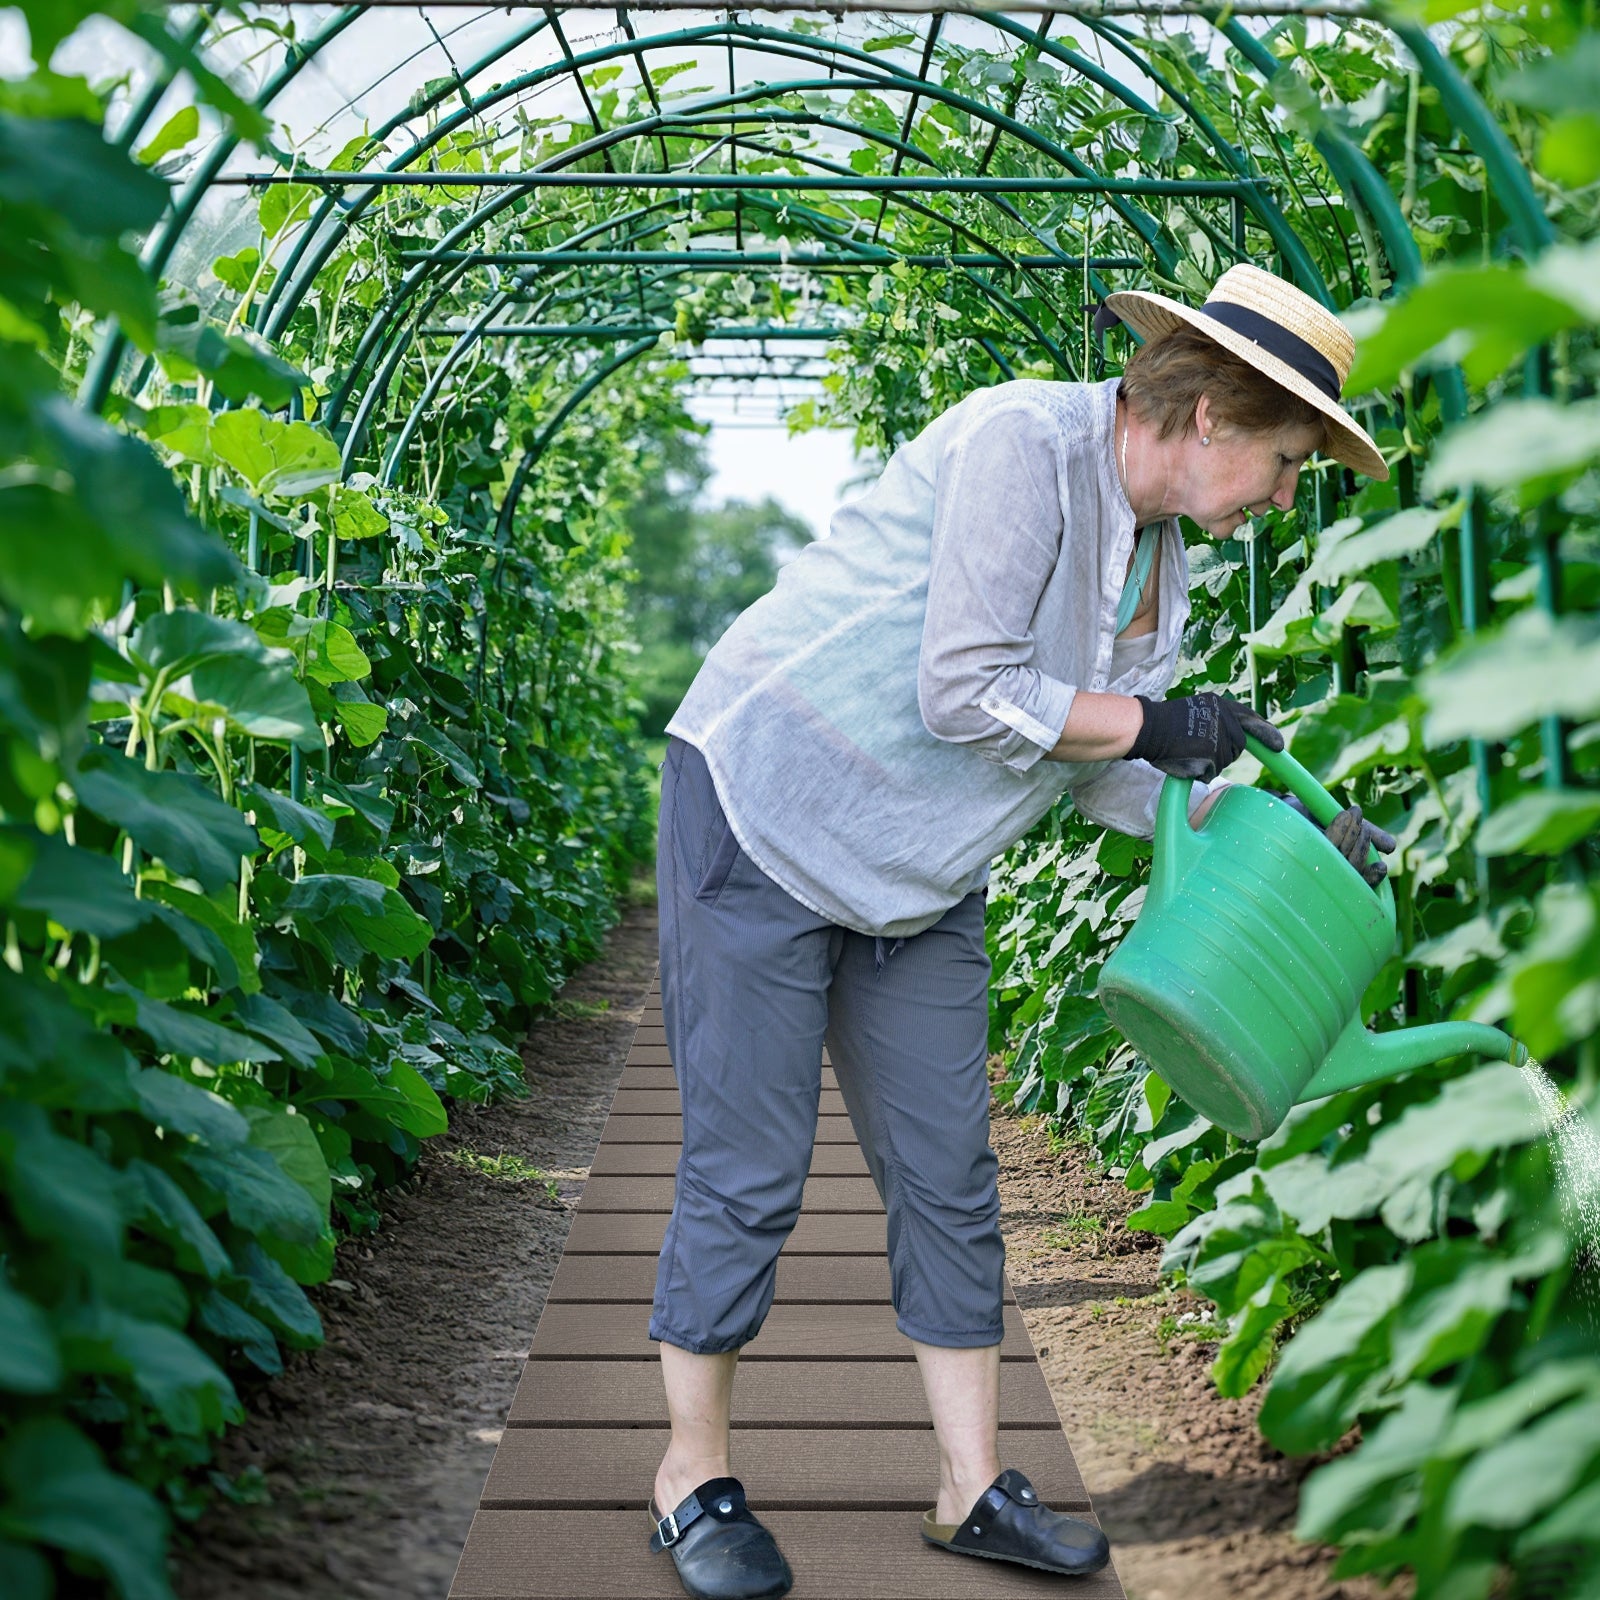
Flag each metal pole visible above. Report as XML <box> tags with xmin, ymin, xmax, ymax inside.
<box><xmin>220</xmin><ymin>170</ymin><xmax>1259</xmax><ymax>196</ymax></box>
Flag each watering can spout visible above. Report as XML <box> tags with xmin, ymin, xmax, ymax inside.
<box><xmin>1299</xmin><ymin>1016</ymin><xmax>1530</xmax><ymax>1103</ymax></box>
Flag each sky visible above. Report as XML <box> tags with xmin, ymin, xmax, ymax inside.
<box><xmin>687</xmin><ymin>395</ymin><xmax>866</xmax><ymax>547</ymax></box>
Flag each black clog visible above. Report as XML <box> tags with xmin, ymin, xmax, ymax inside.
<box><xmin>921</xmin><ymin>1468</ymin><xmax>1111</xmax><ymax>1577</ymax></box>
<box><xmin>647</xmin><ymin>1476</ymin><xmax>793</xmax><ymax>1600</ymax></box>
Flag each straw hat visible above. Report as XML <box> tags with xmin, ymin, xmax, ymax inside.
<box><xmin>1101</xmin><ymin>263</ymin><xmax>1389</xmax><ymax>481</ymax></box>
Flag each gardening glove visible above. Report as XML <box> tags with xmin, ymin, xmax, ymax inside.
<box><xmin>1123</xmin><ymin>693</ymin><xmax>1284</xmax><ymax>783</ymax></box>
<box><xmin>1280</xmin><ymin>795</ymin><xmax>1398</xmax><ymax>888</ymax></box>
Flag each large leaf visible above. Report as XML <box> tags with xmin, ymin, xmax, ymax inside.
<box><xmin>8</xmin><ymin>829</ymin><xmax>147</xmax><ymax>936</ymax></box>
<box><xmin>1422</xmin><ymin>610</ymin><xmax>1600</xmax><ymax>743</ymax></box>
<box><xmin>31</xmin><ymin>399</ymin><xmax>237</xmax><ymax>595</ymax></box>
<box><xmin>72</xmin><ymin>747</ymin><xmax>260</xmax><ymax>891</ymax></box>
<box><xmin>0</xmin><ymin>1277</ymin><xmax>62</xmax><ymax>1396</ymax></box>
<box><xmin>0</xmin><ymin>1102</ymin><xmax>125</xmax><ymax>1258</ymax></box>
<box><xmin>186</xmin><ymin>651</ymin><xmax>323</xmax><ymax>750</ymax></box>
<box><xmin>1425</xmin><ymin>397</ymin><xmax>1600</xmax><ymax>504</ymax></box>
<box><xmin>0</xmin><ymin>1417</ymin><xmax>171</xmax><ymax>1600</ymax></box>
<box><xmin>128</xmin><ymin>610</ymin><xmax>263</xmax><ymax>679</ymax></box>
<box><xmin>280</xmin><ymin>873</ymin><xmax>434</xmax><ymax>962</ymax></box>
<box><xmin>130</xmin><ymin>1066</ymin><xmax>249</xmax><ymax>1148</ymax></box>
<box><xmin>210</xmin><ymin>409</ymin><xmax>340</xmax><ymax>499</ymax></box>
<box><xmin>232</xmin><ymin>1239</ymin><xmax>323</xmax><ymax>1345</ymax></box>
<box><xmin>0</xmin><ymin>113</ymin><xmax>168</xmax><ymax>235</ymax></box>
<box><xmin>182</xmin><ymin>1144</ymin><xmax>324</xmax><ymax>1247</ymax></box>
<box><xmin>1475</xmin><ymin>789</ymin><xmax>1600</xmax><ymax>857</ymax></box>
<box><xmin>60</xmin><ymin>1308</ymin><xmax>239</xmax><ymax>1435</ymax></box>
<box><xmin>243</xmin><ymin>781</ymin><xmax>336</xmax><ymax>854</ymax></box>
<box><xmin>121</xmin><ymin>1157</ymin><xmax>231</xmax><ymax>1279</ymax></box>
<box><xmin>1259</xmin><ymin>1261</ymin><xmax>1414</xmax><ymax>1454</ymax></box>
<box><xmin>122</xmin><ymin>989</ymin><xmax>281</xmax><ymax>1067</ymax></box>
<box><xmin>1446</xmin><ymin>1395</ymin><xmax>1600</xmax><ymax>1532</ymax></box>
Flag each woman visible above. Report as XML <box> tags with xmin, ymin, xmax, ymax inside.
<box><xmin>646</xmin><ymin>264</ymin><xmax>1395</xmax><ymax>1599</ymax></box>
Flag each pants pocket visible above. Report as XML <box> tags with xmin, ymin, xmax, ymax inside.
<box><xmin>695</xmin><ymin>814</ymin><xmax>741</xmax><ymax>902</ymax></box>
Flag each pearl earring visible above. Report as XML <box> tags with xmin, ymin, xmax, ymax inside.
<box><xmin>1201</xmin><ymin>435</ymin><xmax>1211</xmax><ymax>446</ymax></box>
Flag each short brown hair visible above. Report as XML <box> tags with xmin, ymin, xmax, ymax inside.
<box><xmin>1118</xmin><ymin>323</ymin><xmax>1330</xmax><ymax>447</ymax></box>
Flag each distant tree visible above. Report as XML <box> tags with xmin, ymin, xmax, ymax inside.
<box><xmin>624</xmin><ymin>442</ymin><xmax>813</xmax><ymax>736</ymax></box>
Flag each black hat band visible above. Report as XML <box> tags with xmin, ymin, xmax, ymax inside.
<box><xmin>1196</xmin><ymin>301</ymin><xmax>1342</xmax><ymax>402</ymax></box>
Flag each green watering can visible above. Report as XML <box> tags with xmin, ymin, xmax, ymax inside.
<box><xmin>1098</xmin><ymin>737</ymin><xmax>1527</xmax><ymax>1141</ymax></box>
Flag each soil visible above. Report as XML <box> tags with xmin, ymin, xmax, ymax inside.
<box><xmin>171</xmin><ymin>897</ymin><xmax>1399</xmax><ymax>1600</ymax></box>
<box><xmin>169</xmin><ymin>897</ymin><xmax>661</xmax><ymax>1600</ymax></box>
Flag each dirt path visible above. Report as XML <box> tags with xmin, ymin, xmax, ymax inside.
<box><xmin>170</xmin><ymin>899</ymin><xmax>660</xmax><ymax>1600</ymax></box>
<box><xmin>174</xmin><ymin>897</ymin><xmax>1392</xmax><ymax>1600</ymax></box>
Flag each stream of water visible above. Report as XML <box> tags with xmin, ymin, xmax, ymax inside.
<box><xmin>1521</xmin><ymin>1062</ymin><xmax>1600</xmax><ymax>1330</ymax></box>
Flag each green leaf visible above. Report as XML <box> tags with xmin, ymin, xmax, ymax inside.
<box><xmin>242</xmin><ymin>782</ymin><xmax>336</xmax><ymax>854</ymax></box>
<box><xmin>332</xmin><ymin>699</ymin><xmax>388</xmax><ymax>747</ymax></box>
<box><xmin>259</xmin><ymin>179</ymin><xmax>317</xmax><ymax>239</ymax></box>
<box><xmin>197</xmin><ymin>1287</ymin><xmax>283</xmax><ymax>1375</ymax></box>
<box><xmin>233</xmin><ymin>1239</ymin><xmax>323</xmax><ymax>1344</ymax></box>
<box><xmin>123</xmin><ymin>989</ymin><xmax>281</xmax><ymax>1067</ymax></box>
<box><xmin>281</xmin><ymin>873</ymin><xmax>433</xmax><ymax>961</ymax></box>
<box><xmin>1312</xmin><ymin>506</ymin><xmax>1454</xmax><ymax>584</ymax></box>
<box><xmin>186</xmin><ymin>651</ymin><xmax>324</xmax><ymax>750</ymax></box>
<box><xmin>131</xmin><ymin>1065</ymin><xmax>249</xmax><ymax>1147</ymax></box>
<box><xmin>158</xmin><ymin>319</ymin><xmax>306</xmax><ymax>410</ymax></box>
<box><xmin>302</xmin><ymin>1056</ymin><xmax>446</xmax><ymax>1137</ymax></box>
<box><xmin>0</xmin><ymin>1277</ymin><xmax>62</xmax><ymax>1395</ymax></box>
<box><xmin>1475</xmin><ymin>789</ymin><xmax>1600</xmax><ymax>857</ymax></box>
<box><xmin>210</xmin><ymin>409</ymin><xmax>340</xmax><ymax>499</ymax></box>
<box><xmin>0</xmin><ymin>1102</ymin><xmax>125</xmax><ymax>1257</ymax></box>
<box><xmin>1259</xmin><ymin>1261</ymin><xmax>1413</xmax><ymax>1454</ymax></box>
<box><xmin>73</xmin><ymin>748</ymin><xmax>259</xmax><ymax>892</ymax></box>
<box><xmin>121</xmin><ymin>1157</ymin><xmax>231</xmax><ymax>1278</ymax></box>
<box><xmin>139</xmin><ymin>881</ymin><xmax>261</xmax><ymax>995</ymax></box>
<box><xmin>136</xmin><ymin>104</ymin><xmax>199</xmax><ymax>165</ymax></box>
<box><xmin>1212</xmin><ymin>1280</ymin><xmax>1293</xmax><ymax>1398</ymax></box>
<box><xmin>1425</xmin><ymin>397</ymin><xmax>1600</xmax><ymax>504</ymax></box>
<box><xmin>1422</xmin><ymin>610</ymin><xmax>1600</xmax><ymax>743</ymax></box>
<box><xmin>183</xmin><ymin>1144</ymin><xmax>324</xmax><ymax>1247</ymax></box>
<box><xmin>1445</xmin><ymin>1395</ymin><xmax>1600</xmax><ymax>1532</ymax></box>
<box><xmin>0</xmin><ymin>113</ymin><xmax>168</xmax><ymax>235</ymax></box>
<box><xmin>10</xmin><ymin>829</ymin><xmax>148</xmax><ymax>937</ymax></box>
<box><xmin>62</xmin><ymin>1308</ymin><xmax>238</xmax><ymax>1435</ymax></box>
<box><xmin>232</xmin><ymin>991</ymin><xmax>325</xmax><ymax>1069</ymax></box>
<box><xmin>405</xmin><ymin>723</ymin><xmax>480</xmax><ymax>787</ymax></box>
<box><xmin>242</xmin><ymin>1104</ymin><xmax>331</xmax><ymax>1216</ymax></box>
<box><xmin>0</xmin><ymin>1418</ymin><xmax>171</xmax><ymax>1600</ymax></box>
<box><xmin>330</xmin><ymin>484</ymin><xmax>389</xmax><ymax>540</ymax></box>
<box><xmin>1296</xmin><ymin>1381</ymin><xmax>1456</xmax><ymax>1544</ymax></box>
<box><xmin>128</xmin><ymin>609</ymin><xmax>262</xmax><ymax>678</ymax></box>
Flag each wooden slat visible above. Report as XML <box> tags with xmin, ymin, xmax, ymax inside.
<box><xmin>481</xmin><ymin>1427</ymin><xmax>1086</xmax><ymax>1510</ymax></box>
<box><xmin>508</xmin><ymin>1359</ymin><xmax>1058</xmax><ymax>1429</ymax></box>
<box><xmin>590</xmin><ymin>1142</ymin><xmax>869</xmax><ymax>1177</ymax></box>
<box><xmin>548</xmin><ymin>1252</ymin><xmax>1007</xmax><ymax>1304</ymax></box>
<box><xmin>633</xmin><ymin>1025</ymin><xmax>668</xmax><ymax>1044</ymax></box>
<box><xmin>562</xmin><ymin>1212</ymin><xmax>887</xmax><ymax>1255</ymax></box>
<box><xmin>608</xmin><ymin>1088</ymin><xmax>850</xmax><ymax>1116</ymax></box>
<box><xmin>580</xmin><ymin>1175</ymin><xmax>882</xmax><ymax>1213</ymax></box>
<box><xmin>618</xmin><ymin>1063</ymin><xmax>840</xmax><ymax>1090</ymax></box>
<box><xmin>596</xmin><ymin>1113</ymin><xmax>862</xmax><ymax>1145</ymax></box>
<box><xmin>451</xmin><ymin>1510</ymin><xmax>1119</xmax><ymax>1598</ymax></box>
<box><xmin>527</xmin><ymin>1303</ymin><xmax>1036</xmax><ymax>1361</ymax></box>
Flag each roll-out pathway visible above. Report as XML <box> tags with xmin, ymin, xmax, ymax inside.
<box><xmin>449</xmin><ymin>985</ymin><xmax>1126</xmax><ymax>1599</ymax></box>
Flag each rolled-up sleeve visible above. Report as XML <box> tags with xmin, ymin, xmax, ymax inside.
<box><xmin>917</xmin><ymin>401</ymin><xmax>1080</xmax><ymax>774</ymax></box>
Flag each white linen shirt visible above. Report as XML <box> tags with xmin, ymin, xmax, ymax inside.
<box><xmin>667</xmin><ymin>376</ymin><xmax>1205</xmax><ymax>939</ymax></box>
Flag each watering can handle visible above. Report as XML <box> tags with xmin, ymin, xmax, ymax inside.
<box><xmin>1244</xmin><ymin>735</ymin><xmax>1397</xmax><ymax>924</ymax></box>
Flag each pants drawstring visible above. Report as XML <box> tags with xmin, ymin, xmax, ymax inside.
<box><xmin>873</xmin><ymin>935</ymin><xmax>905</xmax><ymax>975</ymax></box>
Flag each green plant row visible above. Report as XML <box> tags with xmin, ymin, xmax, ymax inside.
<box><xmin>966</xmin><ymin>14</ymin><xmax>1600</xmax><ymax>1600</ymax></box>
<box><xmin>0</xmin><ymin>9</ymin><xmax>669</xmax><ymax>1596</ymax></box>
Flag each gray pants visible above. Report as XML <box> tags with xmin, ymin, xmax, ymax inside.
<box><xmin>650</xmin><ymin>737</ymin><xmax>1004</xmax><ymax>1354</ymax></box>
